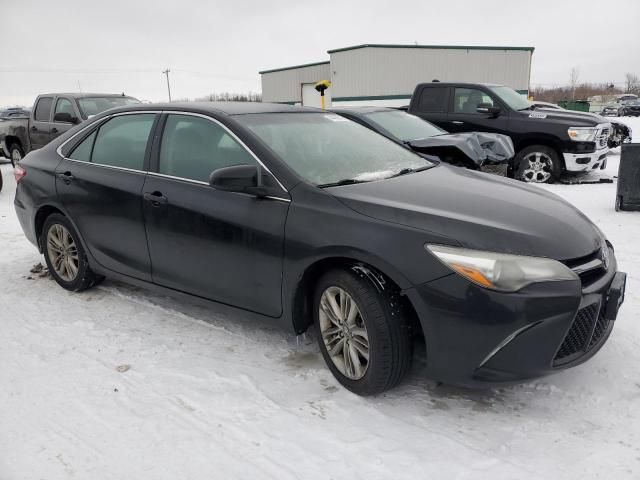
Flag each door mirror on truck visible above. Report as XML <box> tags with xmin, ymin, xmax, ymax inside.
<box><xmin>53</xmin><ymin>112</ymin><xmax>79</xmax><ymax>124</ymax></box>
<box><xmin>476</xmin><ymin>103</ymin><xmax>502</xmax><ymax>117</ymax></box>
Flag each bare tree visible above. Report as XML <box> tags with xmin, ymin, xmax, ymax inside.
<box><xmin>570</xmin><ymin>67</ymin><xmax>580</xmax><ymax>100</ymax></box>
<box><xmin>625</xmin><ymin>73</ymin><xmax>639</xmax><ymax>94</ymax></box>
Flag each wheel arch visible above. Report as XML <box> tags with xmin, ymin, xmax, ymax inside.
<box><xmin>289</xmin><ymin>255</ymin><xmax>421</xmax><ymax>338</ymax></box>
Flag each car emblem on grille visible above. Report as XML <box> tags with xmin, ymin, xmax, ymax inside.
<box><xmin>601</xmin><ymin>245</ymin><xmax>610</xmax><ymax>270</ymax></box>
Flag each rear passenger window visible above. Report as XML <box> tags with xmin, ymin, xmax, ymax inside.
<box><xmin>68</xmin><ymin>131</ymin><xmax>96</xmax><ymax>162</ymax></box>
<box><xmin>91</xmin><ymin>114</ymin><xmax>155</xmax><ymax>170</ymax></box>
<box><xmin>453</xmin><ymin>88</ymin><xmax>494</xmax><ymax>114</ymax></box>
<box><xmin>34</xmin><ymin>97</ymin><xmax>53</xmax><ymax>121</ymax></box>
<box><xmin>416</xmin><ymin>87</ymin><xmax>448</xmax><ymax>113</ymax></box>
<box><xmin>159</xmin><ymin>114</ymin><xmax>258</xmax><ymax>183</ymax></box>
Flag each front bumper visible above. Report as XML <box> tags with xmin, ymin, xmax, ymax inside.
<box><xmin>563</xmin><ymin>147</ymin><xmax>609</xmax><ymax>172</ymax></box>
<box><xmin>405</xmin><ymin>249</ymin><xmax>626</xmax><ymax>387</ymax></box>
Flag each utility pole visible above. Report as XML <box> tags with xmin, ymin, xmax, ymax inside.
<box><xmin>162</xmin><ymin>68</ymin><xmax>172</xmax><ymax>102</ymax></box>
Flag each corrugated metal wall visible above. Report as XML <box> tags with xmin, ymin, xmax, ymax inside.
<box><xmin>330</xmin><ymin>47</ymin><xmax>532</xmax><ymax>100</ymax></box>
<box><xmin>260</xmin><ymin>62</ymin><xmax>330</xmax><ymax>103</ymax></box>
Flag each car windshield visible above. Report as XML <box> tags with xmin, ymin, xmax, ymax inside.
<box><xmin>361</xmin><ymin>110</ymin><xmax>446</xmax><ymax>142</ymax></box>
<box><xmin>489</xmin><ymin>86</ymin><xmax>531</xmax><ymax>111</ymax></box>
<box><xmin>237</xmin><ymin>112</ymin><xmax>433</xmax><ymax>186</ymax></box>
<box><xmin>77</xmin><ymin>96</ymin><xmax>140</xmax><ymax>118</ymax></box>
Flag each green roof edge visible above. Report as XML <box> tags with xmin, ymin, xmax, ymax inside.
<box><xmin>327</xmin><ymin>44</ymin><xmax>535</xmax><ymax>54</ymax></box>
<box><xmin>259</xmin><ymin>61</ymin><xmax>329</xmax><ymax>75</ymax></box>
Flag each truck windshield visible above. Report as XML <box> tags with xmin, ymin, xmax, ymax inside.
<box><xmin>237</xmin><ymin>113</ymin><xmax>433</xmax><ymax>186</ymax></box>
<box><xmin>489</xmin><ymin>86</ymin><xmax>531</xmax><ymax>111</ymax></box>
<box><xmin>77</xmin><ymin>96</ymin><xmax>140</xmax><ymax>119</ymax></box>
<box><xmin>362</xmin><ymin>110</ymin><xmax>446</xmax><ymax>142</ymax></box>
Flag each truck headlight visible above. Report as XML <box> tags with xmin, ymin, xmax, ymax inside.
<box><xmin>426</xmin><ymin>245</ymin><xmax>578</xmax><ymax>292</ymax></box>
<box><xmin>567</xmin><ymin>127</ymin><xmax>598</xmax><ymax>142</ymax></box>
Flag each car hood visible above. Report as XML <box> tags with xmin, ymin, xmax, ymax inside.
<box><xmin>328</xmin><ymin>164</ymin><xmax>601</xmax><ymax>260</ymax></box>
<box><xmin>408</xmin><ymin>132</ymin><xmax>514</xmax><ymax>166</ymax></box>
<box><xmin>517</xmin><ymin>109</ymin><xmax>606</xmax><ymax>126</ymax></box>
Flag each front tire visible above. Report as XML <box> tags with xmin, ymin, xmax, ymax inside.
<box><xmin>515</xmin><ymin>145</ymin><xmax>562</xmax><ymax>184</ymax></box>
<box><xmin>41</xmin><ymin>213</ymin><xmax>103</xmax><ymax>291</ymax></box>
<box><xmin>9</xmin><ymin>143</ymin><xmax>23</xmax><ymax>168</ymax></box>
<box><xmin>314</xmin><ymin>268</ymin><xmax>412</xmax><ymax>395</ymax></box>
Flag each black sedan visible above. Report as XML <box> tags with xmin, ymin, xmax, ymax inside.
<box><xmin>14</xmin><ymin>103</ymin><xmax>626</xmax><ymax>395</ymax></box>
<box><xmin>331</xmin><ymin>106</ymin><xmax>514</xmax><ymax>172</ymax></box>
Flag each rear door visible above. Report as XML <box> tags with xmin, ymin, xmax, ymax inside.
<box><xmin>30</xmin><ymin>96</ymin><xmax>54</xmax><ymax>149</ymax></box>
<box><xmin>142</xmin><ymin>113</ymin><xmax>289</xmax><ymax>317</ymax></box>
<box><xmin>50</xmin><ymin>97</ymin><xmax>79</xmax><ymax>140</ymax></box>
<box><xmin>446</xmin><ymin>87</ymin><xmax>509</xmax><ymax>134</ymax></box>
<box><xmin>409</xmin><ymin>85</ymin><xmax>451</xmax><ymax>128</ymax></box>
<box><xmin>55</xmin><ymin>112</ymin><xmax>159</xmax><ymax>280</ymax></box>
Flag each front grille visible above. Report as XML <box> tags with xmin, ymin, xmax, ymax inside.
<box><xmin>597</xmin><ymin>128</ymin><xmax>610</xmax><ymax>148</ymax></box>
<box><xmin>563</xmin><ymin>248</ymin><xmax>607</xmax><ymax>287</ymax></box>
<box><xmin>554</xmin><ymin>303</ymin><xmax>610</xmax><ymax>365</ymax></box>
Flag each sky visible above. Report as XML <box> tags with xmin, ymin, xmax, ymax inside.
<box><xmin>1</xmin><ymin>0</ymin><xmax>638</xmax><ymax>107</ymax></box>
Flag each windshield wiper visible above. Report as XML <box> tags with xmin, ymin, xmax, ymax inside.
<box><xmin>317</xmin><ymin>178</ymin><xmax>368</xmax><ymax>188</ymax></box>
<box><xmin>390</xmin><ymin>165</ymin><xmax>433</xmax><ymax>178</ymax></box>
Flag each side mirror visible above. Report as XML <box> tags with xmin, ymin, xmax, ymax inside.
<box><xmin>477</xmin><ymin>104</ymin><xmax>501</xmax><ymax>117</ymax></box>
<box><xmin>54</xmin><ymin>112</ymin><xmax>79</xmax><ymax>124</ymax></box>
<box><xmin>209</xmin><ymin>164</ymin><xmax>276</xmax><ymax>197</ymax></box>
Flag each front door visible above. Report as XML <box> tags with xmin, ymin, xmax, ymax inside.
<box><xmin>143</xmin><ymin>113</ymin><xmax>289</xmax><ymax>317</ymax></box>
<box><xmin>30</xmin><ymin>96</ymin><xmax>54</xmax><ymax>149</ymax></box>
<box><xmin>446</xmin><ymin>87</ymin><xmax>509</xmax><ymax>134</ymax></box>
<box><xmin>55</xmin><ymin>113</ymin><xmax>158</xmax><ymax>280</ymax></box>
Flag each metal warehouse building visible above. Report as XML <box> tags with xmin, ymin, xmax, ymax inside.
<box><xmin>259</xmin><ymin>44</ymin><xmax>534</xmax><ymax>107</ymax></box>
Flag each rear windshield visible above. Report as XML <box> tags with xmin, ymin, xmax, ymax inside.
<box><xmin>362</xmin><ymin>110</ymin><xmax>446</xmax><ymax>142</ymax></box>
<box><xmin>77</xmin><ymin>96</ymin><xmax>140</xmax><ymax>118</ymax></box>
<box><xmin>237</xmin><ymin>113</ymin><xmax>432</xmax><ymax>186</ymax></box>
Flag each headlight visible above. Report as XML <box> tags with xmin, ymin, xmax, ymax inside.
<box><xmin>426</xmin><ymin>245</ymin><xmax>578</xmax><ymax>292</ymax></box>
<box><xmin>567</xmin><ymin>127</ymin><xmax>598</xmax><ymax>142</ymax></box>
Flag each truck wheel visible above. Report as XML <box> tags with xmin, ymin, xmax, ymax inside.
<box><xmin>515</xmin><ymin>145</ymin><xmax>562</xmax><ymax>184</ymax></box>
<box><xmin>9</xmin><ymin>144</ymin><xmax>23</xmax><ymax>168</ymax></box>
<box><xmin>314</xmin><ymin>268</ymin><xmax>412</xmax><ymax>396</ymax></box>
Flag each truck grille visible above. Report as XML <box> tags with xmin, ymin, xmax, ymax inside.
<box><xmin>554</xmin><ymin>303</ymin><xmax>610</xmax><ymax>365</ymax></box>
<box><xmin>597</xmin><ymin>127</ymin><xmax>610</xmax><ymax>148</ymax></box>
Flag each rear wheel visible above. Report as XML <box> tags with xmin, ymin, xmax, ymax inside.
<box><xmin>314</xmin><ymin>268</ymin><xmax>412</xmax><ymax>395</ymax></box>
<box><xmin>515</xmin><ymin>145</ymin><xmax>562</xmax><ymax>184</ymax></box>
<box><xmin>41</xmin><ymin>213</ymin><xmax>104</xmax><ymax>291</ymax></box>
<box><xmin>9</xmin><ymin>143</ymin><xmax>23</xmax><ymax>168</ymax></box>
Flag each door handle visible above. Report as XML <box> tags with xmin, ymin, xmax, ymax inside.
<box><xmin>56</xmin><ymin>172</ymin><xmax>75</xmax><ymax>184</ymax></box>
<box><xmin>451</xmin><ymin>121</ymin><xmax>464</xmax><ymax>125</ymax></box>
<box><xmin>143</xmin><ymin>191</ymin><xmax>168</xmax><ymax>207</ymax></box>
<box><xmin>51</xmin><ymin>127</ymin><xmax>59</xmax><ymax>134</ymax></box>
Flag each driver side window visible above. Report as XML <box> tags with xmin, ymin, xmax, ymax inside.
<box><xmin>453</xmin><ymin>88</ymin><xmax>494</xmax><ymax>114</ymax></box>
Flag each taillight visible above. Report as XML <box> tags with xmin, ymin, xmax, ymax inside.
<box><xmin>14</xmin><ymin>165</ymin><xmax>26</xmax><ymax>183</ymax></box>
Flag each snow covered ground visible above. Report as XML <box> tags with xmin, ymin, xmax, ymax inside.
<box><xmin>0</xmin><ymin>117</ymin><xmax>639</xmax><ymax>480</ymax></box>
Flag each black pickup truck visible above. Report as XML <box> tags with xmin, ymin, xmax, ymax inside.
<box><xmin>0</xmin><ymin>93</ymin><xmax>139</xmax><ymax>166</ymax></box>
<box><xmin>407</xmin><ymin>82</ymin><xmax>611</xmax><ymax>183</ymax></box>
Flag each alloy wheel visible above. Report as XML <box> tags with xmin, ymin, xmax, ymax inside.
<box><xmin>521</xmin><ymin>152</ymin><xmax>553</xmax><ymax>183</ymax></box>
<box><xmin>46</xmin><ymin>224</ymin><xmax>79</xmax><ymax>282</ymax></box>
<box><xmin>319</xmin><ymin>286</ymin><xmax>370</xmax><ymax>380</ymax></box>
<box><xmin>11</xmin><ymin>148</ymin><xmax>22</xmax><ymax>165</ymax></box>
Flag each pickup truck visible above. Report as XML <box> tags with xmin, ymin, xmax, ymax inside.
<box><xmin>407</xmin><ymin>82</ymin><xmax>611</xmax><ymax>183</ymax></box>
<box><xmin>0</xmin><ymin>92</ymin><xmax>139</xmax><ymax>166</ymax></box>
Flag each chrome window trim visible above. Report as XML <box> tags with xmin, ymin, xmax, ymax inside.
<box><xmin>146</xmin><ymin>171</ymin><xmax>291</xmax><ymax>203</ymax></box>
<box><xmin>62</xmin><ymin>156</ymin><xmax>147</xmax><ymax>175</ymax></box>
<box><xmin>56</xmin><ymin>110</ymin><xmax>289</xmax><ymax>195</ymax></box>
<box><xmin>161</xmin><ymin>111</ymin><xmax>288</xmax><ymax>194</ymax></box>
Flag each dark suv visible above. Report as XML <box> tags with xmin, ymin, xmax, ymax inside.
<box><xmin>408</xmin><ymin>83</ymin><xmax>611</xmax><ymax>183</ymax></box>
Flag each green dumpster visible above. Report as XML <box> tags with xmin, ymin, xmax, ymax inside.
<box><xmin>558</xmin><ymin>100</ymin><xmax>590</xmax><ymax>112</ymax></box>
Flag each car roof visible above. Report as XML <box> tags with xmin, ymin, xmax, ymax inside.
<box><xmin>415</xmin><ymin>82</ymin><xmax>503</xmax><ymax>88</ymax></box>
<box><xmin>105</xmin><ymin>102</ymin><xmax>321</xmax><ymax>116</ymax></box>
<box><xmin>329</xmin><ymin>106</ymin><xmax>395</xmax><ymax>115</ymax></box>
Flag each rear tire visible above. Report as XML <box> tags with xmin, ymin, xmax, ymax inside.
<box><xmin>41</xmin><ymin>213</ymin><xmax>104</xmax><ymax>291</ymax></box>
<box><xmin>515</xmin><ymin>145</ymin><xmax>562</xmax><ymax>184</ymax></box>
<box><xmin>314</xmin><ymin>268</ymin><xmax>412</xmax><ymax>395</ymax></box>
<box><xmin>9</xmin><ymin>143</ymin><xmax>23</xmax><ymax>168</ymax></box>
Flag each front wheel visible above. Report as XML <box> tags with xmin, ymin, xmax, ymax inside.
<box><xmin>514</xmin><ymin>145</ymin><xmax>562</xmax><ymax>184</ymax></box>
<box><xmin>9</xmin><ymin>143</ymin><xmax>23</xmax><ymax>168</ymax></box>
<box><xmin>314</xmin><ymin>268</ymin><xmax>412</xmax><ymax>395</ymax></box>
